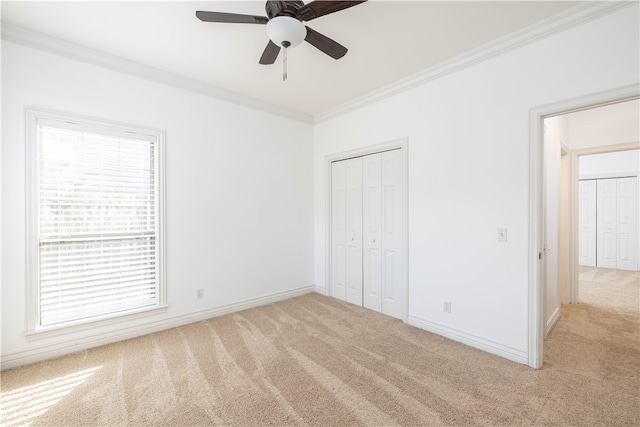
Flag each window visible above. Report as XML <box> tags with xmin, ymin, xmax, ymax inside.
<box><xmin>26</xmin><ymin>109</ymin><xmax>165</xmax><ymax>331</ymax></box>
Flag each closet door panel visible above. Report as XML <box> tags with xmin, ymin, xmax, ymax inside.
<box><xmin>363</xmin><ymin>153</ymin><xmax>382</xmax><ymax>312</ymax></box>
<box><xmin>345</xmin><ymin>158</ymin><xmax>363</xmax><ymax>306</ymax></box>
<box><xmin>578</xmin><ymin>180</ymin><xmax>597</xmax><ymax>266</ymax></box>
<box><xmin>616</xmin><ymin>177</ymin><xmax>638</xmax><ymax>271</ymax></box>
<box><xmin>597</xmin><ymin>179</ymin><xmax>617</xmax><ymax>269</ymax></box>
<box><xmin>380</xmin><ymin>149</ymin><xmax>404</xmax><ymax>319</ymax></box>
<box><xmin>330</xmin><ymin>161</ymin><xmax>347</xmax><ymax>300</ymax></box>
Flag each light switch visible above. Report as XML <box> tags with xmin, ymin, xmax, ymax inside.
<box><xmin>497</xmin><ymin>228</ymin><xmax>508</xmax><ymax>242</ymax></box>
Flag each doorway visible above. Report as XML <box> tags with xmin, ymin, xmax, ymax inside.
<box><xmin>529</xmin><ymin>85</ymin><xmax>639</xmax><ymax>369</ymax></box>
<box><xmin>543</xmin><ymin>104</ymin><xmax>639</xmax><ymax>323</ymax></box>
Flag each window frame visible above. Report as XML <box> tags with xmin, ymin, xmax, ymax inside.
<box><xmin>25</xmin><ymin>107</ymin><xmax>167</xmax><ymax>337</ymax></box>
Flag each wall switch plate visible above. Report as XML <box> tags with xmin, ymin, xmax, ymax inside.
<box><xmin>497</xmin><ymin>228</ymin><xmax>508</xmax><ymax>242</ymax></box>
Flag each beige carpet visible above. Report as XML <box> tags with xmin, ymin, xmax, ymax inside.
<box><xmin>1</xmin><ymin>268</ymin><xmax>638</xmax><ymax>426</ymax></box>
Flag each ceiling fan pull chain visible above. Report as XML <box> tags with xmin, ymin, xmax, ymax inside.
<box><xmin>283</xmin><ymin>46</ymin><xmax>288</xmax><ymax>81</ymax></box>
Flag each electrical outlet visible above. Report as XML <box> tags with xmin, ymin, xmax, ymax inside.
<box><xmin>196</xmin><ymin>288</ymin><xmax>204</xmax><ymax>299</ymax></box>
<box><xmin>444</xmin><ymin>301</ymin><xmax>451</xmax><ymax>314</ymax></box>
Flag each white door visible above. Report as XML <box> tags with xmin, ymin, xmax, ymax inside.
<box><xmin>578</xmin><ymin>180</ymin><xmax>597</xmax><ymax>266</ymax></box>
<box><xmin>330</xmin><ymin>161</ymin><xmax>347</xmax><ymax>300</ymax></box>
<box><xmin>597</xmin><ymin>179</ymin><xmax>617</xmax><ymax>269</ymax></box>
<box><xmin>331</xmin><ymin>148</ymin><xmax>405</xmax><ymax>319</ymax></box>
<box><xmin>331</xmin><ymin>157</ymin><xmax>363</xmax><ymax>304</ymax></box>
<box><xmin>362</xmin><ymin>153</ymin><xmax>382</xmax><ymax>312</ymax></box>
<box><xmin>616</xmin><ymin>177</ymin><xmax>638</xmax><ymax>271</ymax></box>
<box><xmin>380</xmin><ymin>150</ymin><xmax>404</xmax><ymax>318</ymax></box>
<box><xmin>345</xmin><ymin>158</ymin><xmax>363</xmax><ymax>305</ymax></box>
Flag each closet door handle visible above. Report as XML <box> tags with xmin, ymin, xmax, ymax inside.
<box><xmin>372</xmin><ymin>239</ymin><xmax>376</xmax><ymax>243</ymax></box>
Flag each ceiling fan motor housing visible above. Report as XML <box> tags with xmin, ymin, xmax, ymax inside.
<box><xmin>265</xmin><ymin>1</ymin><xmax>305</xmax><ymax>19</ymax></box>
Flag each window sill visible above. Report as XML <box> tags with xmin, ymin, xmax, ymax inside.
<box><xmin>24</xmin><ymin>305</ymin><xmax>169</xmax><ymax>342</ymax></box>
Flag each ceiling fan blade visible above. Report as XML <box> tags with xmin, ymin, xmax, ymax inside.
<box><xmin>259</xmin><ymin>40</ymin><xmax>281</xmax><ymax>65</ymax></box>
<box><xmin>304</xmin><ymin>26</ymin><xmax>347</xmax><ymax>60</ymax></box>
<box><xmin>196</xmin><ymin>11</ymin><xmax>268</xmax><ymax>25</ymax></box>
<box><xmin>296</xmin><ymin>1</ymin><xmax>367</xmax><ymax>21</ymax></box>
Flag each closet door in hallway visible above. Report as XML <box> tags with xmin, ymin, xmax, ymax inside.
<box><xmin>596</xmin><ymin>177</ymin><xmax>638</xmax><ymax>270</ymax></box>
<box><xmin>580</xmin><ymin>177</ymin><xmax>638</xmax><ymax>271</ymax></box>
<box><xmin>578</xmin><ymin>180</ymin><xmax>597</xmax><ymax>267</ymax></box>
<box><xmin>331</xmin><ymin>149</ymin><xmax>404</xmax><ymax>319</ymax></box>
<box><xmin>597</xmin><ymin>178</ymin><xmax>618</xmax><ymax>269</ymax></box>
<box><xmin>615</xmin><ymin>177</ymin><xmax>638</xmax><ymax>271</ymax></box>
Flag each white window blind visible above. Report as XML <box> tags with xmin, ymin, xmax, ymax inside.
<box><xmin>36</xmin><ymin>121</ymin><xmax>161</xmax><ymax>327</ymax></box>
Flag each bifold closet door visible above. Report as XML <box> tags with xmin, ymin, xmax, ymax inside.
<box><xmin>578</xmin><ymin>180</ymin><xmax>597</xmax><ymax>267</ymax></box>
<box><xmin>362</xmin><ymin>150</ymin><xmax>404</xmax><ymax>318</ymax></box>
<box><xmin>362</xmin><ymin>154</ymin><xmax>382</xmax><ymax>312</ymax></box>
<box><xmin>332</xmin><ymin>149</ymin><xmax>404</xmax><ymax>319</ymax></box>
<box><xmin>330</xmin><ymin>157</ymin><xmax>363</xmax><ymax>305</ymax></box>
<box><xmin>616</xmin><ymin>177</ymin><xmax>638</xmax><ymax>271</ymax></box>
<box><xmin>597</xmin><ymin>179</ymin><xmax>617</xmax><ymax>269</ymax></box>
<box><xmin>596</xmin><ymin>177</ymin><xmax>639</xmax><ymax>270</ymax></box>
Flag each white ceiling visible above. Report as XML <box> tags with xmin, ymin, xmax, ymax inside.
<box><xmin>2</xmin><ymin>1</ymin><xmax>581</xmax><ymax>117</ymax></box>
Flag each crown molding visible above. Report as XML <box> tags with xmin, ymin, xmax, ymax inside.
<box><xmin>314</xmin><ymin>1</ymin><xmax>637</xmax><ymax>124</ymax></box>
<box><xmin>0</xmin><ymin>22</ymin><xmax>314</xmax><ymax>124</ymax></box>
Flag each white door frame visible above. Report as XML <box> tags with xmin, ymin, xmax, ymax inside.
<box><xmin>528</xmin><ymin>84</ymin><xmax>639</xmax><ymax>369</ymax></box>
<box><xmin>325</xmin><ymin>138</ymin><xmax>409</xmax><ymax>322</ymax></box>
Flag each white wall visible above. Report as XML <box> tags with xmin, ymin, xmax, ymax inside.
<box><xmin>567</xmin><ymin>100</ymin><xmax>640</xmax><ymax>150</ymax></box>
<box><xmin>579</xmin><ymin>150</ymin><xmax>640</xmax><ymax>178</ymax></box>
<box><xmin>1</xmin><ymin>41</ymin><xmax>314</xmax><ymax>368</ymax></box>
<box><xmin>314</xmin><ymin>5</ymin><xmax>639</xmax><ymax>363</ymax></box>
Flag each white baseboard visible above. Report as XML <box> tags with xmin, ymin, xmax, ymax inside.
<box><xmin>545</xmin><ymin>307</ymin><xmax>561</xmax><ymax>338</ymax></box>
<box><xmin>314</xmin><ymin>285</ymin><xmax>328</xmax><ymax>296</ymax></box>
<box><xmin>1</xmin><ymin>285</ymin><xmax>314</xmax><ymax>370</ymax></box>
<box><xmin>407</xmin><ymin>315</ymin><xmax>528</xmax><ymax>365</ymax></box>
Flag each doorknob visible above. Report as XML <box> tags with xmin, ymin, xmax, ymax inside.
<box><xmin>351</xmin><ymin>237</ymin><xmax>354</xmax><ymax>241</ymax></box>
<box><xmin>544</xmin><ymin>246</ymin><xmax>550</xmax><ymax>252</ymax></box>
<box><xmin>372</xmin><ymin>239</ymin><xmax>376</xmax><ymax>243</ymax></box>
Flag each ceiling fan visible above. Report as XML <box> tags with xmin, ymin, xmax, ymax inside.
<box><xmin>196</xmin><ymin>1</ymin><xmax>367</xmax><ymax>80</ymax></box>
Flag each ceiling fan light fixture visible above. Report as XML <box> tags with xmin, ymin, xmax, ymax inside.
<box><xmin>266</xmin><ymin>16</ymin><xmax>306</xmax><ymax>48</ymax></box>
